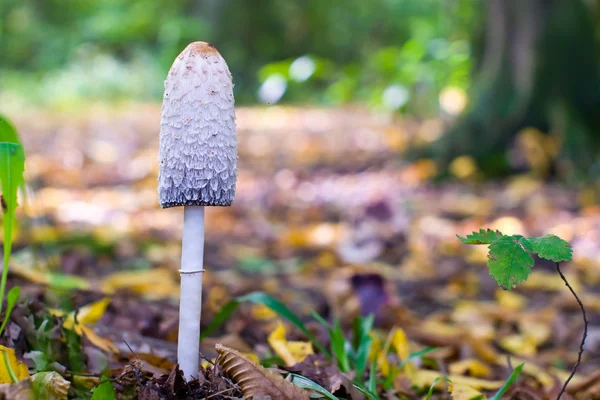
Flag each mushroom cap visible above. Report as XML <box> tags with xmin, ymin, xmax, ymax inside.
<box><xmin>158</xmin><ymin>42</ymin><xmax>237</xmax><ymax>208</ymax></box>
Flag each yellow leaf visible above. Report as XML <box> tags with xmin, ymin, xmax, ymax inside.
<box><xmin>251</xmin><ymin>304</ymin><xmax>277</xmax><ymax>321</ymax></box>
<box><xmin>499</xmin><ymin>335</ymin><xmax>537</xmax><ymax>357</ymax></box>
<box><xmin>391</xmin><ymin>328</ymin><xmax>416</xmax><ymax>380</ymax></box>
<box><xmin>267</xmin><ymin>322</ymin><xmax>313</xmax><ymax>367</ymax></box>
<box><xmin>0</xmin><ymin>346</ymin><xmax>29</xmax><ymax>383</ymax></box>
<box><xmin>413</xmin><ymin>370</ymin><xmax>504</xmax><ymax>391</ymax></box>
<box><xmin>63</xmin><ymin>298</ymin><xmax>110</xmax><ymax>330</ymax></box>
<box><xmin>80</xmin><ymin>326</ymin><xmax>119</xmax><ymax>353</ymax></box>
<box><xmin>100</xmin><ymin>268</ymin><xmax>179</xmax><ymax>299</ymax></box>
<box><xmin>519</xmin><ymin>320</ymin><xmax>551</xmax><ymax>344</ymax></box>
<box><xmin>449</xmin><ymin>359</ymin><xmax>490</xmax><ymax>378</ymax></box>
<box><xmin>368</xmin><ymin>331</ymin><xmax>390</xmax><ymax>377</ymax></box>
<box><xmin>494</xmin><ymin>356</ymin><xmax>553</xmax><ymax>388</ymax></box>
<box><xmin>450</xmin><ymin>382</ymin><xmax>487</xmax><ymax>400</ymax></box>
<box><xmin>495</xmin><ymin>290</ymin><xmax>527</xmax><ymax>311</ymax></box>
<box><xmin>201</xmin><ymin>358</ymin><xmax>216</xmax><ymax>369</ymax></box>
<box><xmin>522</xmin><ymin>270</ymin><xmax>581</xmax><ymax>292</ymax></box>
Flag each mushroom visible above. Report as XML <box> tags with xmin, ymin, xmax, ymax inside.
<box><xmin>158</xmin><ymin>41</ymin><xmax>237</xmax><ymax>380</ymax></box>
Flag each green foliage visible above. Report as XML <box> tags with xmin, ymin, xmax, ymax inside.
<box><xmin>201</xmin><ymin>291</ymin><xmax>330</xmax><ymax>358</ymax></box>
<box><xmin>488</xmin><ymin>236</ymin><xmax>535</xmax><ymax>289</ymax></box>
<box><xmin>289</xmin><ymin>373</ymin><xmax>340</xmax><ymax>400</ymax></box>
<box><xmin>383</xmin><ymin>346</ymin><xmax>437</xmax><ymax>389</ymax></box>
<box><xmin>0</xmin><ymin>117</ymin><xmax>21</xmax><ymax>145</ymax></box>
<box><xmin>311</xmin><ymin>312</ymin><xmax>376</xmax><ymax>387</ymax></box>
<box><xmin>424</xmin><ymin>377</ymin><xmax>451</xmax><ymax>400</ymax></box>
<box><xmin>0</xmin><ymin>286</ymin><xmax>20</xmax><ymax>335</ymax></box>
<box><xmin>1</xmin><ymin>0</ymin><xmax>476</xmax><ymax>108</ymax></box>
<box><xmin>459</xmin><ymin>231</ymin><xmax>573</xmax><ymax>290</ymax></box>
<box><xmin>207</xmin><ymin>292</ymin><xmax>384</xmax><ymax>394</ymax></box>
<box><xmin>64</xmin><ymin>328</ymin><xmax>84</xmax><ymax>374</ymax></box>
<box><xmin>311</xmin><ymin>312</ymin><xmax>351</xmax><ymax>372</ymax></box>
<box><xmin>528</xmin><ymin>235</ymin><xmax>573</xmax><ymax>262</ymax></box>
<box><xmin>457</xmin><ymin>229</ymin><xmax>503</xmax><ymax>245</ymax></box>
<box><xmin>489</xmin><ymin>362</ymin><xmax>524</xmax><ymax>400</ymax></box>
<box><xmin>0</xmin><ymin>142</ymin><xmax>25</xmax><ymax>317</ymax></box>
<box><xmin>91</xmin><ymin>375</ymin><xmax>117</xmax><ymax>400</ymax></box>
<box><xmin>352</xmin><ymin>315</ymin><xmax>374</xmax><ymax>379</ymax></box>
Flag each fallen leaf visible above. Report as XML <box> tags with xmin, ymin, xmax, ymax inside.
<box><xmin>391</xmin><ymin>328</ymin><xmax>417</xmax><ymax>380</ymax></box>
<box><xmin>80</xmin><ymin>326</ymin><xmax>119</xmax><ymax>354</ymax></box>
<box><xmin>495</xmin><ymin>290</ymin><xmax>527</xmax><ymax>311</ymax></box>
<box><xmin>0</xmin><ymin>378</ymin><xmax>33</xmax><ymax>399</ymax></box>
<box><xmin>494</xmin><ymin>356</ymin><xmax>553</xmax><ymax>389</ymax></box>
<box><xmin>0</xmin><ymin>346</ymin><xmax>29</xmax><ymax>383</ymax></box>
<box><xmin>449</xmin><ymin>359</ymin><xmax>491</xmax><ymax>378</ymax></box>
<box><xmin>267</xmin><ymin>322</ymin><xmax>314</xmax><ymax>367</ymax></box>
<box><xmin>31</xmin><ymin>371</ymin><xmax>70</xmax><ymax>400</ymax></box>
<box><xmin>413</xmin><ymin>370</ymin><xmax>504</xmax><ymax>391</ymax></box>
<box><xmin>216</xmin><ymin>343</ymin><xmax>309</xmax><ymax>400</ymax></box>
<box><xmin>53</xmin><ymin>299</ymin><xmax>118</xmax><ymax>354</ymax></box>
<box><xmin>99</xmin><ymin>268</ymin><xmax>179</xmax><ymax>299</ymax></box>
<box><xmin>449</xmin><ymin>381</ymin><xmax>486</xmax><ymax>400</ymax></box>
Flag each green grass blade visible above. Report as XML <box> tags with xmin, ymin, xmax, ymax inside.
<box><xmin>200</xmin><ymin>292</ymin><xmax>331</xmax><ymax>359</ymax></box>
<box><xmin>239</xmin><ymin>292</ymin><xmax>331</xmax><ymax>358</ymax></box>
<box><xmin>425</xmin><ymin>377</ymin><xmax>452</xmax><ymax>400</ymax></box>
<box><xmin>367</xmin><ymin>357</ymin><xmax>378</xmax><ymax>395</ymax></box>
<box><xmin>384</xmin><ymin>346</ymin><xmax>437</xmax><ymax>388</ymax></box>
<box><xmin>0</xmin><ymin>143</ymin><xmax>25</xmax><ymax>317</ymax></box>
<box><xmin>330</xmin><ymin>319</ymin><xmax>350</xmax><ymax>372</ymax></box>
<box><xmin>200</xmin><ymin>298</ymin><xmax>240</xmax><ymax>340</ymax></box>
<box><xmin>488</xmin><ymin>362</ymin><xmax>524</xmax><ymax>400</ymax></box>
<box><xmin>0</xmin><ymin>286</ymin><xmax>20</xmax><ymax>335</ymax></box>
<box><xmin>352</xmin><ymin>315</ymin><xmax>374</xmax><ymax>379</ymax></box>
<box><xmin>2</xmin><ymin>349</ymin><xmax>18</xmax><ymax>383</ymax></box>
<box><xmin>398</xmin><ymin>346</ymin><xmax>437</xmax><ymax>367</ymax></box>
<box><xmin>289</xmin><ymin>373</ymin><xmax>340</xmax><ymax>400</ymax></box>
<box><xmin>353</xmin><ymin>383</ymin><xmax>378</xmax><ymax>399</ymax></box>
<box><xmin>310</xmin><ymin>310</ymin><xmax>330</xmax><ymax>328</ymax></box>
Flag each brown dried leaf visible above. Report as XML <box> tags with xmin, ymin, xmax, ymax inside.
<box><xmin>215</xmin><ymin>343</ymin><xmax>309</xmax><ymax>400</ymax></box>
<box><xmin>0</xmin><ymin>378</ymin><xmax>33</xmax><ymax>400</ymax></box>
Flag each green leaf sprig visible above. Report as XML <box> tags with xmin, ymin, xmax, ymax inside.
<box><xmin>458</xmin><ymin>229</ymin><xmax>573</xmax><ymax>290</ymax></box>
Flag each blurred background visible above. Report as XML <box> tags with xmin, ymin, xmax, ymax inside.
<box><xmin>1</xmin><ymin>0</ymin><xmax>600</xmax><ymax>392</ymax></box>
<box><xmin>2</xmin><ymin>0</ymin><xmax>600</xmax><ymax>179</ymax></box>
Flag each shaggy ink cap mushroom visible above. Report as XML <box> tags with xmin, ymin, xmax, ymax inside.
<box><xmin>158</xmin><ymin>42</ymin><xmax>237</xmax><ymax>208</ymax></box>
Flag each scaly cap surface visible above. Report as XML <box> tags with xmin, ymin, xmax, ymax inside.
<box><xmin>158</xmin><ymin>42</ymin><xmax>237</xmax><ymax>208</ymax></box>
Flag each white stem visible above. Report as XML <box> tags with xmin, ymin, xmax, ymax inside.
<box><xmin>177</xmin><ymin>205</ymin><xmax>205</xmax><ymax>380</ymax></box>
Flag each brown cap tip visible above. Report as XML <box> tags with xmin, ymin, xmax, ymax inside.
<box><xmin>186</xmin><ymin>41</ymin><xmax>220</xmax><ymax>56</ymax></box>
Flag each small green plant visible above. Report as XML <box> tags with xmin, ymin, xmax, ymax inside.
<box><xmin>311</xmin><ymin>312</ymin><xmax>373</xmax><ymax>378</ymax></box>
<box><xmin>489</xmin><ymin>362</ymin><xmax>525</xmax><ymax>400</ymax></box>
<box><xmin>459</xmin><ymin>229</ymin><xmax>583</xmax><ymax>400</ymax></box>
<box><xmin>457</xmin><ymin>229</ymin><xmax>572</xmax><ymax>289</ymax></box>
<box><xmin>91</xmin><ymin>375</ymin><xmax>116</xmax><ymax>400</ymax></box>
<box><xmin>0</xmin><ymin>119</ymin><xmax>25</xmax><ymax>334</ymax></box>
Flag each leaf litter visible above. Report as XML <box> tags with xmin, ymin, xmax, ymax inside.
<box><xmin>0</xmin><ymin>106</ymin><xmax>598</xmax><ymax>398</ymax></box>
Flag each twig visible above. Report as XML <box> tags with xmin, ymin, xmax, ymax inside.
<box><xmin>123</xmin><ymin>340</ymin><xmax>139</xmax><ymax>359</ymax></box>
<box><xmin>556</xmin><ymin>262</ymin><xmax>588</xmax><ymax>400</ymax></box>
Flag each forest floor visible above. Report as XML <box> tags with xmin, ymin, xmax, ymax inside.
<box><xmin>2</xmin><ymin>105</ymin><xmax>600</xmax><ymax>399</ymax></box>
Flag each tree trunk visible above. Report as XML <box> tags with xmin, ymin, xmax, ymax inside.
<box><xmin>418</xmin><ymin>0</ymin><xmax>600</xmax><ymax>179</ymax></box>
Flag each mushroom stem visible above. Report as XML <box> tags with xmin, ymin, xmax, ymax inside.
<box><xmin>177</xmin><ymin>205</ymin><xmax>205</xmax><ymax>380</ymax></box>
